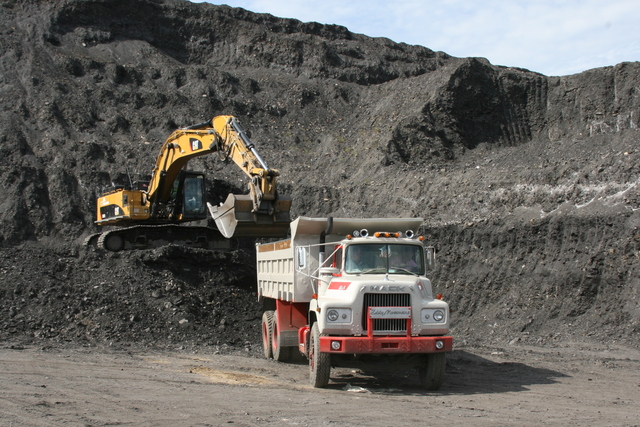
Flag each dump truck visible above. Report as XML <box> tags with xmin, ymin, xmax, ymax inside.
<box><xmin>257</xmin><ymin>217</ymin><xmax>452</xmax><ymax>390</ymax></box>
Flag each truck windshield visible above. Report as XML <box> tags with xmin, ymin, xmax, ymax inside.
<box><xmin>345</xmin><ymin>244</ymin><xmax>424</xmax><ymax>275</ymax></box>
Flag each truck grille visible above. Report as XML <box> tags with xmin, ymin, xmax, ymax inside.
<box><xmin>362</xmin><ymin>293</ymin><xmax>411</xmax><ymax>334</ymax></box>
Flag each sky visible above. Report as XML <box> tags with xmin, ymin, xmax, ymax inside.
<box><xmin>191</xmin><ymin>0</ymin><xmax>639</xmax><ymax>76</ymax></box>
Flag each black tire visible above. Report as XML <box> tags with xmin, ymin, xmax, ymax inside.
<box><xmin>261</xmin><ymin>311</ymin><xmax>274</xmax><ymax>359</ymax></box>
<box><xmin>271</xmin><ymin>312</ymin><xmax>291</xmax><ymax>362</ymax></box>
<box><xmin>419</xmin><ymin>352</ymin><xmax>446</xmax><ymax>391</ymax></box>
<box><xmin>309</xmin><ymin>323</ymin><xmax>331</xmax><ymax>388</ymax></box>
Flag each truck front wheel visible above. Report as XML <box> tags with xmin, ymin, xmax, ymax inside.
<box><xmin>261</xmin><ymin>311</ymin><xmax>275</xmax><ymax>359</ymax></box>
<box><xmin>309</xmin><ymin>323</ymin><xmax>331</xmax><ymax>388</ymax></box>
<box><xmin>419</xmin><ymin>352</ymin><xmax>446</xmax><ymax>391</ymax></box>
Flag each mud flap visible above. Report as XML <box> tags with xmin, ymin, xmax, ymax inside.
<box><xmin>208</xmin><ymin>194</ymin><xmax>291</xmax><ymax>238</ymax></box>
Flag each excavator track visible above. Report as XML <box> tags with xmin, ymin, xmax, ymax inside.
<box><xmin>85</xmin><ymin>225</ymin><xmax>231</xmax><ymax>252</ymax></box>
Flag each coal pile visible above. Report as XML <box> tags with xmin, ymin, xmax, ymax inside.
<box><xmin>1</xmin><ymin>243</ymin><xmax>262</xmax><ymax>353</ymax></box>
<box><xmin>1</xmin><ymin>0</ymin><xmax>639</xmax><ymax>351</ymax></box>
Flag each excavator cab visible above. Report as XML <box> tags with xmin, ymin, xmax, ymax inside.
<box><xmin>175</xmin><ymin>172</ymin><xmax>207</xmax><ymax>220</ymax></box>
<box><xmin>165</xmin><ymin>171</ymin><xmax>208</xmax><ymax>221</ymax></box>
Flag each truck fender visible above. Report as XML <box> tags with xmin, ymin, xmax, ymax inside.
<box><xmin>298</xmin><ymin>325</ymin><xmax>310</xmax><ymax>357</ymax></box>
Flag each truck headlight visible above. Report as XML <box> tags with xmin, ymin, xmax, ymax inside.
<box><xmin>326</xmin><ymin>308</ymin><xmax>351</xmax><ymax>323</ymax></box>
<box><xmin>421</xmin><ymin>308</ymin><xmax>446</xmax><ymax>323</ymax></box>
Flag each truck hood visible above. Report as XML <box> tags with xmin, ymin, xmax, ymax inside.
<box><xmin>326</xmin><ymin>275</ymin><xmax>432</xmax><ymax>298</ymax></box>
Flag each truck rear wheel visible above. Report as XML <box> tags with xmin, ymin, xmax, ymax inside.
<box><xmin>419</xmin><ymin>352</ymin><xmax>446</xmax><ymax>391</ymax></box>
<box><xmin>309</xmin><ymin>323</ymin><xmax>331</xmax><ymax>388</ymax></box>
<box><xmin>271</xmin><ymin>313</ymin><xmax>291</xmax><ymax>362</ymax></box>
<box><xmin>261</xmin><ymin>311</ymin><xmax>275</xmax><ymax>359</ymax></box>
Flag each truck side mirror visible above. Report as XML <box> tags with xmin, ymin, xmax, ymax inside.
<box><xmin>425</xmin><ymin>246</ymin><xmax>437</xmax><ymax>270</ymax></box>
<box><xmin>296</xmin><ymin>247</ymin><xmax>306</xmax><ymax>269</ymax></box>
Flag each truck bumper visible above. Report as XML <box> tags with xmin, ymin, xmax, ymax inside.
<box><xmin>319</xmin><ymin>335</ymin><xmax>452</xmax><ymax>354</ymax></box>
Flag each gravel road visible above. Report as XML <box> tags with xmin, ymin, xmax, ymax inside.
<box><xmin>1</xmin><ymin>341</ymin><xmax>638</xmax><ymax>426</ymax></box>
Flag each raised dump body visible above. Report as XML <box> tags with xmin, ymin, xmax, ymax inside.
<box><xmin>256</xmin><ymin>217</ymin><xmax>453</xmax><ymax>390</ymax></box>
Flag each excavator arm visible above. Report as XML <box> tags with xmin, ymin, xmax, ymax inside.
<box><xmin>210</xmin><ymin>115</ymin><xmax>278</xmax><ymax>212</ymax></box>
<box><xmin>206</xmin><ymin>115</ymin><xmax>291</xmax><ymax>238</ymax></box>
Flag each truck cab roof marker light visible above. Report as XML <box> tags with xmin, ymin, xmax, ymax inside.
<box><xmin>372</xmin><ymin>231</ymin><xmax>401</xmax><ymax>238</ymax></box>
<box><xmin>351</xmin><ymin>229</ymin><xmax>369</xmax><ymax>238</ymax></box>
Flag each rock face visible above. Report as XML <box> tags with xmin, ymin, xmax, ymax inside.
<box><xmin>1</xmin><ymin>0</ymin><xmax>638</xmax><ymax>349</ymax></box>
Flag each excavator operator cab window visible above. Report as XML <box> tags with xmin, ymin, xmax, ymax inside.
<box><xmin>133</xmin><ymin>180</ymin><xmax>150</xmax><ymax>191</ymax></box>
<box><xmin>182</xmin><ymin>175</ymin><xmax>205</xmax><ymax>217</ymax></box>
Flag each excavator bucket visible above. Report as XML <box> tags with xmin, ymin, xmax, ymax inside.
<box><xmin>208</xmin><ymin>194</ymin><xmax>292</xmax><ymax>238</ymax></box>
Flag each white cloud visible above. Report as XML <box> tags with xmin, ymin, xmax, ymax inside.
<box><xmin>194</xmin><ymin>0</ymin><xmax>640</xmax><ymax>76</ymax></box>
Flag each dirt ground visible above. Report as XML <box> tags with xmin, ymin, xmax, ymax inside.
<box><xmin>1</xmin><ymin>341</ymin><xmax>639</xmax><ymax>426</ymax></box>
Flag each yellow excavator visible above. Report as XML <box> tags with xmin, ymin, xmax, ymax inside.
<box><xmin>87</xmin><ymin>115</ymin><xmax>291</xmax><ymax>251</ymax></box>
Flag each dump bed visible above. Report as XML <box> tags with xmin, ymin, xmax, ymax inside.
<box><xmin>257</xmin><ymin>239</ymin><xmax>298</xmax><ymax>302</ymax></box>
<box><xmin>256</xmin><ymin>232</ymin><xmax>322</xmax><ymax>303</ymax></box>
